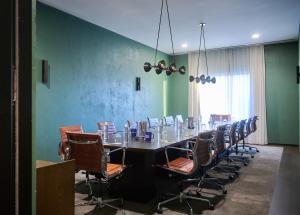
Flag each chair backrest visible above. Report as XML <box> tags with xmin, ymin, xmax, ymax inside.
<box><xmin>147</xmin><ymin>117</ymin><xmax>160</xmax><ymax>128</ymax></box>
<box><xmin>229</xmin><ymin>121</ymin><xmax>238</xmax><ymax>145</ymax></box>
<box><xmin>164</xmin><ymin>116</ymin><xmax>174</xmax><ymax>126</ymax></box>
<box><xmin>97</xmin><ymin>121</ymin><xmax>117</xmax><ymax>134</ymax></box>
<box><xmin>245</xmin><ymin>118</ymin><xmax>252</xmax><ymax>136</ymax></box>
<box><xmin>250</xmin><ymin>116</ymin><xmax>258</xmax><ymax>132</ymax></box>
<box><xmin>237</xmin><ymin>119</ymin><xmax>246</xmax><ymax>140</ymax></box>
<box><xmin>66</xmin><ymin>132</ymin><xmax>105</xmax><ymax>175</ymax></box>
<box><xmin>59</xmin><ymin>125</ymin><xmax>83</xmax><ymax>160</ymax></box>
<box><xmin>175</xmin><ymin>115</ymin><xmax>184</xmax><ymax>123</ymax></box>
<box><xmin>191</xmin><ymin>133</ymin><xmax>215</xmax><ymax>173</ymax></box>
<box><xmin>210</xmin><ymin>114</ymin><xmax>231</xmax><ymax>123</ymax></box>
<box><xmin>216</xmin><ymin>125</ymin><xmax>227</xmax><ymax>153</ymax></box>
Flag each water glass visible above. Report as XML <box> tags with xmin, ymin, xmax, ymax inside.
<box><xmin>114</xmin><ymin>133</ymin><xmax>122</xmax><ymax>143</ymax></box>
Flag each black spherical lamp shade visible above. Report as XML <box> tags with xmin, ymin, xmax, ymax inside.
<box><xmin>169</xmin><ymin>63</ymin><xmax>176</xmax><ymax>73</ymax></box>
<box><xmin>200</xmin><ymin>74</ymin><xmax>205</xmax><ymax>81</ymax></box>
<box><xmin>206</xmin><ymin>75</ymin><xmax>211</xmax><ymax>83</ymax></box>
<box><xmin>211</xmin><ymin>77</ymin><xmax>216</xmax><ymax>84</ymax></box>
<box><xmin>166</xmin><ymin>70</ymin><xmax>172</xmax><ymax>76</ymax></box>
<box><xmin>189</xmin><ymin>76</ymin><xmax>195</xmax><ymax>82</ymax></box>
<box><xmin>158</xmin><ymin>60</ymin><xmax>166</xmax><ymax>70</ymax></box>
<box><xmin>144</xmin><ymin>62</ymin><xmax>152</xmax><ymax>72</ymax></box>
<box><xmin>178</xmin><ymin>66</ymin><xmax>186</xmax><ymax>75</ymax></box>
<box><xmin>155</xmin><ymin>68</ymin><xmax>163</xmax><ymax>75</ymax></box>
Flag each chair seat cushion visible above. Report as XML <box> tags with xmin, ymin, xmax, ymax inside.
<box><xmin>165</xmin><ymin>157</ymin><xmax>194</xmax><ymax>173</ymax></box>
<box><xmin>107</xmin><ymin>163</ymin><xmax>123</xmax><ymax>177</ymax></box>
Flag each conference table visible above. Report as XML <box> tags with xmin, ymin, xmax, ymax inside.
<box><xmin>103</xmin><ymin>126</ymin><xmax>215</xmax><ymax>202</ymax></box>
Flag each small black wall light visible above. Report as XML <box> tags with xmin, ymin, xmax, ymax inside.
<box><xmin>136</xmin><ymin>77</ymin><xmax>141</xmax><ymax>91</ymax></box>
<box><xmin>42</xmin><ymin>59</ymin><xmax>48</xmax><ymax>84</ymax></box>
<box><xmin>297</xmin><ymin>66</ymin><xmax>300</xmax><ymax>84</ymax></box>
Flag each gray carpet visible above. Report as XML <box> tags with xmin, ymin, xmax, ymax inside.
<box><xmin>75</xmin><ymin>145</ymin><xmax>283</xmax><ymax>215</ymax></box>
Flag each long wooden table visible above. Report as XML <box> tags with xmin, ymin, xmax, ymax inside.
<box><xmin>104</xmin><ymin>127</ymin><xmax>211</xmax><ymax>202</ymax></box>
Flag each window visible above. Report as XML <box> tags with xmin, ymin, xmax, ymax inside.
<box><xmin>199</xmin><ymin>73</ymin><xmax>250</xmax><ymax>124</ymax></box>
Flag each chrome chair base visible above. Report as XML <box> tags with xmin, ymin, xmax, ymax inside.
<box><xmin>76</xmin><ymin>179</ymin><xmax>125</xmax><ymax>214</ymax></box>
<box><xmin>157</xmin><ymin>192</ymin><xmax>214</xmax><ymax>214</ymax></box>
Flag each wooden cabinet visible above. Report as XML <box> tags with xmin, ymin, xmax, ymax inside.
<box><xmin>36</xmin><ymin>160</ymin><xmax>75</xmax><ymax>215</ymax></box>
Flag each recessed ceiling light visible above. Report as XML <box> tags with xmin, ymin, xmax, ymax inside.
<box><xmin>181</xmin><ymin>43</ymin><xmax>188</xmax><ymax>48</ymax></box>
<box><xmin>252</xmin><ymin>33</ymin><xmax>260</xmax><ymax>39</ymax></box>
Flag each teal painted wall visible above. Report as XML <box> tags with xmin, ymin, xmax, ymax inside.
<box><xmin>167</xmin><ymin>54</ymin><xmax>189</xmax><ymax>119</ymax></box>
<box><xmin>265</xmin><ymin>42</ymin><xmax>299</xmax><ymax>145</ymax></box>
<box><xmin>36</xmin><ymin>3</ymin><xmax>171</xmax><ymax>161</ymax></box>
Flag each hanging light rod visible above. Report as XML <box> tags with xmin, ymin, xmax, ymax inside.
<box><xmin>189</xmin><ymin>23</ymin><xmax>216</xmax><ymax>84</ymax></box>
<box><xmin>143</xmin><ymin>0</ymin><xmax>186</xmax><ymax>76</ymax></box>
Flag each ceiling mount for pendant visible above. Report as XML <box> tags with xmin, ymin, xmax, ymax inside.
<box><xmin>143</xmin><ymin>0</ymin><xmax>186</xmax><ymax>76</ymax></box>
<box><xmin>189</xmin><ymin>23</ymin><xmax>216</xmax><ymax>84</ymax></box>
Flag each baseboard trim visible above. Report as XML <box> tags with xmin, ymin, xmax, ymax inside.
<box><xmin>268</xmin><ymin>143</ymin><xmax>299</xmax><ymax>147</ymax></box>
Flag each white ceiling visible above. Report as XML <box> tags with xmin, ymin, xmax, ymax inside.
<box><xmin>39</xmin><ymin>0</ymin><xmax>300</xmax><ymax>54</ymax></box>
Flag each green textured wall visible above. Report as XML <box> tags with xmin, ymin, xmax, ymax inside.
<box><xmin>265</xmin><ymin>42</ymin><xmax>299</xmax><ymax>145</ymax></box>
<box><xmin>36</xmin><ymin>3</ymin><xmax>171</xmax><ymax>161</ymax></box>
<box><xmin>167</xmin><ymin>54</ymin><xmax>189</xmax><ymax>119</ymax></box>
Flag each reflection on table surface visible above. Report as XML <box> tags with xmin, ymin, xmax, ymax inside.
<box><xmin>103</xmin><ymin>125</ymin><xmax>219</xmax><ymax>151</ymax></box>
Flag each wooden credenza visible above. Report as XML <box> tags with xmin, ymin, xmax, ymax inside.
<box><xmin>36</xmin><ymin>160</ymin><xmax>75</xmax><ymax>215</ymax></box>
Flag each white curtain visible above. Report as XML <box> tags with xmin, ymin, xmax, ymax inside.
<box><xmin>188</xmin><ymin>45</ymin><xmax>268</xmax><ymax>145</ymax></box>
<box><xmin>248</xmin><ymin>46</ymin><xmax>268</xmax><ymax>145</ymax></box>
<box><xmin>188</xmin><ymin>54</ymin><xmax>201</xmax><ymax>118</ymax></box>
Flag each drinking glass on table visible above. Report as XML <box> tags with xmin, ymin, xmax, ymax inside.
<box><xmin>114</xmin><ymin>132</ymin><xmax>122</xmax><ymax>143</ymax></box>
<box><xmin>162</xmin><ymin>127</ymin><xmax>168</xmax><ymax>141</ymax></box>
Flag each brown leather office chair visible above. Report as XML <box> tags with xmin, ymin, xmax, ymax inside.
<box><xmin>250</xmin><ymin>115</ymin><xmax>258</xmax><ymax>133</ymax></box>
<box><xmin>237</xmin><ymin>117</ymin><xmax>259</xmax><ymax>153</ymax></box>
<box><xmin>227</xmin><ymin>121</ymin><xmax>249</xmax><ymax>166</ymax></box>
<box><xmin>209</xmin><ymin>126</ymin><xmax>239</xmax><ymax>178</ymax></box>
<box><xmin>59</xmin><ymin>125</ymin><xmax>83</xmax><ymax>161</ymax></box>
<box><xmin>157</xmin><ymin>136</ymin><xmax>220</xmax><ymax>214</ymax></box>
<box><xmin>66</xmin><ymin>132</ymin><xmax>126</xmax><ymax>212</ymax></box>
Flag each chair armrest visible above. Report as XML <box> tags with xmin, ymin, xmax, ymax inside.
<box><xmin>186</xmin><ymin>140</ymin><xmax>196</xmax><ymax>149</ymax></box>
<box><xmin>164</xmin><ymin>146</ymin><xmax>193</xmax><ymax>168</ymax></box>
<box><xmin>185</xmin><ymin>141</ymin><xmax>196</xmax><ymax>158</ymax></box>
<box><xmin>105</xmin><ymin>147</ymin><xmax>126</xmax><ymax>168</ymax></box>
<box><xmin>113</xmin><ymin>130</ymin><xmax>123</xmax><ymax>134</ymax></box>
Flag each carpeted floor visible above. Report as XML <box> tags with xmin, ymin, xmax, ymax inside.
<box><xmin>75</xmin><ymin>145</ymin><xmax>283</xmax><ymax>215</ymax></box>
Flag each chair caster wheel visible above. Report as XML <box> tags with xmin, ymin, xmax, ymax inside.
<box><xmin>244</xmin><ymin>163</ymin><xmax>248</xmax><ymax>166</ymax></box>
<box><xmin>223</xmin><ymin>189</ymin><xmax>227</xmax><ymax>194</ymax></box>
<box><xmin>251</xmin><ymin>155</ymin><xmax>254</xmax><ymax>158</ymax></box>
<box><xmin>157</xmin><ymin>208</ymin><xmax>163</xmax><ymax>214</ymax></box>
<box><xmin>257</xmin><ymin>150</ymin><xmax>259</xmax><ymax>152</ymax></box>
<box><xmin>234</xmin><ymin>171</ymin><xmax>239</xmax><ymax>176</ymax></box>
<box><xmin>209</xmin><ymin>204</ymin><xmax>215</xmax><ymax>210</ymax></box>
<box><xmin>229</xmin><ymin>175</ymin><xmax>234</xmax><ymax>180</ymax></box>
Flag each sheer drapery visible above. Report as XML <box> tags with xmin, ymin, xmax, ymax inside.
<box><xmin>188</xmin><ymin>54</ymin><xmax>201</xmax><ymax>118</ymax></box>
<box><xmin>188</xmin><ymin>45</ymin><xmax>267</xmax><ymax>145</ymax></box>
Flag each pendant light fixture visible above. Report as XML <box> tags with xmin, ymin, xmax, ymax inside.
<box><xmin>189</xmin><ymin>23</ymin><xmax>216</xmax><ymax>84</ymax></box>
<box><xmin>143</xmin><ymin>0</ymin><xmax>186</xmax><ymax>76</ymax></box>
